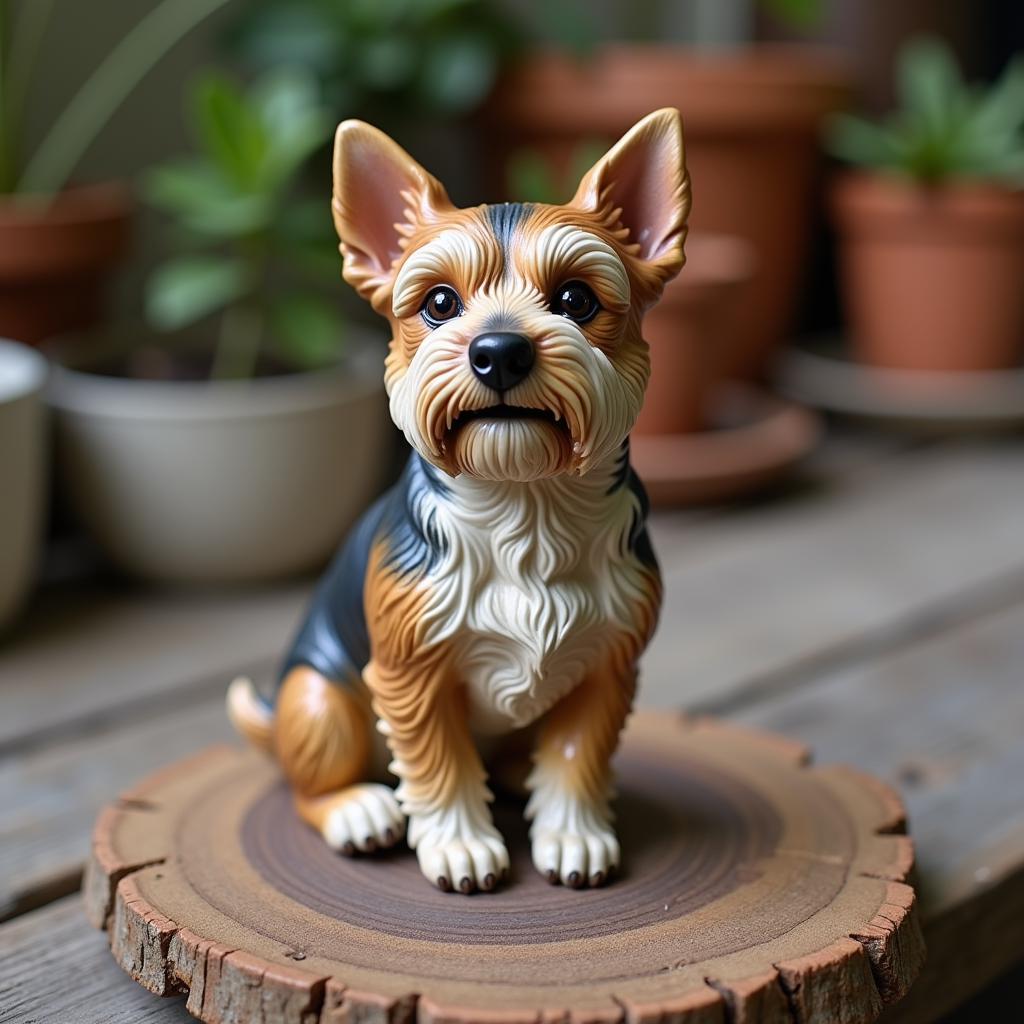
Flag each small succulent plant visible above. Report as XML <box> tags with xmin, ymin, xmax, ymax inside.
<box><xmin>826</xmin><ymin>37</ymin><xmax>1024</xmax><ymax>186</ymax></box>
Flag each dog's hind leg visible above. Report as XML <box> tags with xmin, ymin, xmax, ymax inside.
<box><xmin>275</xmin><ymin>666</ymin><xmax>405</xmax><ymax>854</ymax></box>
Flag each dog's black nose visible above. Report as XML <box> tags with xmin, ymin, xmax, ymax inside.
<box><xmin>468</xmin><ymin>333</ymin><xmax>535</xmax><ymax>392</ymax></box>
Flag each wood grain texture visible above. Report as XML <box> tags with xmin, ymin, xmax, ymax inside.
<box><xmin>7</xmin><ymin>433</ymin><xmax>1023</xmax><ymax>1022</ymax></box>
<box><xmin>0</xmin><ymin>895</ymin><xmax>194</xmax><ymax>1023</ymax></box>
<box><xmin>84</xmin><ymin>713</ymin><xmax>923</xmax><ymax>1023</ymax></box>
<box><xmin>0</xmin><ymin>579</ymin><xmax>307</xmax><ymax>753</ymax></box>
<box><xmin>0</xmin><ymin>680</ymin><xmax>259</xmax><ymax>921</ymax></box>
<box><xmin>735</xmin><ymin>598</ymin><xmax>1024</xmax><ymax>1021</ymax></box>
<box><xmin>646</xmin><ymin>440</ymin><xmax>1024</xmax><ymax>711</ymax></box>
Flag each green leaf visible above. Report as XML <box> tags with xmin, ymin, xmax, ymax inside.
<box><xmin>970</xmin><ymin>55</ymin><xmax>1024</xmax><ymax>137</ymax></box>
<box><xmin>276</xmin><ymin>198</ymin><xmax>342</xmax><ymax>281</ymax></box>
<box><xmin>506</xmin><ymin>149</ymin><xmax>558</xmax><ymax>204</ymax></box>
<box><xmin>355</xmin><ymin>34</ymin><xmax>418</xmax><ymax>93</ymax></box>
<box><xmin>228</xmin><ymin>3</ymin><xmax>338</xmax><ymax>77</ymax></box>
<box><xmin>143</xmin><ymin>160</ymin><xmax>229</xmax><ymax>208</ymax></box>
<box><xmin>897</xmin><ymin>37</ymin><xmax>963</xmax><ymax>135</ymax></box>
<box><xmin>760</xmin><ymin>0</ymin><xmax>824</xmax><ymax>30</ymax></box>
<box><xmin>823</xmin><ymin>114</ymin><xmax>903</xmax><ymax>168</ymax></box>
<box><xmin>191</xmin><ymin>72</ymin><xmax>267</xmax><ymax>189</ymax></box>
<box><xmin>417</xmin><ymin>32</ymin><xmax>497</xmax><ymax>114</ymax></box>
<box><xmin>268</xmin><ymin>293</ymin><xmax>346</xmax><ymax>369</ymax></box>
<box><xmin>145</xmin><ymin>256</ymin><xmax>249</xmax><ymax>331</ymax></box>
<box><xmin>252</xmin><ymin>69</ymin><xmax>332</xmax><ymax>187</ymax></box>
<box><xmin>542</xmin><ymin>0</ymin><xmax>599</xmax><ymax>58</ymax></box>
<box><xmin>253</xmin><ymin>67</ymin><xmax>319</xmax><ymax>133</ymax></box>
<box><xmin>566</xmin><ymin>140</ymin><xmax>610</xmax><ymax>191</ymax></box>
<box><xmin>143</xmin><ymin>161</ymin><xmax>273</xmax><ymax>236</ymax></box>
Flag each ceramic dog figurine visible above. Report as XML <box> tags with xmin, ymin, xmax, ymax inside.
<box><xmin>228</xmin><ymin>108</ymin><xmax>689</xmax><ymax>894</ymax></box>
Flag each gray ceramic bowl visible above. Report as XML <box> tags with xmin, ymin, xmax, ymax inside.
<box><xmin>46</xmin><ymin>335</ymin><xmax>391</xmax><ymax>585</ymax></box>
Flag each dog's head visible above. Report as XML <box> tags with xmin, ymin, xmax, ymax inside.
<box><xmin>332</xmin><ymin>109</ymin><xmax>689</xmax><ymax>482</ymax></box>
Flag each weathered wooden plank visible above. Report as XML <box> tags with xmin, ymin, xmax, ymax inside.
<box><xmin>0</xmin><ymin>580</ymin><xmax>308</xmax><ymax>753</ymax></box>
<box><xmin>645</xmin><ymin>440</ymin><xmax>1024</xmax><ymax>710</ymax></box>
<box><xmin>3</xmin><ymin>606</ymin><xmax>1022</xmax><ymax>1019</ymax></box>
<box><xmin>0</xmin><ymin>895</ymin><xmax>194</xmax><ymax>1023</ymax></box>
<box><xmin>0</xmin><ymin>682</ymin><xmax>253</xmax><ymax>920</ymax></box>
<box><xmin>3</xmin><ymin>435</ymin><xmax>1024</xmax><ymax>1019</ymax></box>
<box><xmin>734</xmin><ymin>598</ymin><xmax>1024</xmax><ymax>1021</ymax></box>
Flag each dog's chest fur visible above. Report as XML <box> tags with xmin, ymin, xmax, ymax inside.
<box><xmin>419</xmin><ymin>457</ymin><xmax>656</xmax><ymax>733</ymax></box>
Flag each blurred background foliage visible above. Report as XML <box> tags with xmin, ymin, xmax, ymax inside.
<box><xmin>225</xmin><ymin>0</ymin><xmax>525</xmax><ymax>122</ymax></box>
<box><xmin>143</xmin><ymin>69</ymin><xmax>341</xmax><ymax>376</ymax></box>
<box><xmin>3</xmin><ymin>0</ymin><xmax>1022</xmax><ymax>373</ymax></box>
<box><xmin>828</xmin><ymin>37</ymin><xmax>1024</xmax><ymax>184</ymax></box>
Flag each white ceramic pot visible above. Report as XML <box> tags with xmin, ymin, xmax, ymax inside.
<box><xmin>0</xmin><ymin>340</ymin><xmax>48</xmax><ymax>629</ymax></box>
<box><xmin>47</xmin><ymin>347</ymin><xmax>392</xmax><ymax>585</ymax></box>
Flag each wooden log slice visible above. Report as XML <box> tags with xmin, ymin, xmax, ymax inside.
<box><xmin>84</xmin><ymin>712</ymin><xmax>924</xmax><ymax>1023</ymax></box>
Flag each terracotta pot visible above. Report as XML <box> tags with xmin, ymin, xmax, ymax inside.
<box><xmin>832</xmin><ymin>174</ymin><xmax>1024</xmax><ymax>372</ymax></box>
<box><xmin>485</xmin><ymin>45</ymin><xmax>848</xmax><ymax>378</ymax></box>
<box><xmin>45</xmin><ymin>331</ymin><xmax>391</xmax><ymax>586</ymax></box>
<box><xmin>0</xmin><ymin>184</ymin><xmax>132</xmax><ymax>345</ymax></box>
<box><xmin>634</xmin><ymin>233</ymin><xmax>756</xmax><ymax>436</ymax></box>
<box><xmin>0</xmin><ymin>340</ymin><xmax>48</xmax><ymax>630</ymax></box>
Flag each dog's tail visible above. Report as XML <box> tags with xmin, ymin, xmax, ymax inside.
<box><xmin>227</xmin><ymin>676</ymin><xmax>275</xmax><ymax>754</ymax></box>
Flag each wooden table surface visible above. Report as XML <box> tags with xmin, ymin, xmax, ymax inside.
<box><xmin>2</xmin><ymin>427</ymin><xmax>1023</xmax><ymax>1023</ymax></box>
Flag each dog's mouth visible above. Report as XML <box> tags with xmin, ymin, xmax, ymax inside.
<box><xmin>441</xmin><ymin>402</ymin><xmax>578</xmax><ymax>479</ymax></box>
<box><xmin>451</xmin><ymin>404</ymin><xmax>564</xmax><ymax>430</ymax></box>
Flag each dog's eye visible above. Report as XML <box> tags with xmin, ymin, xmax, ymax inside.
<box><xmin>551</xmin><ymin>281</ymin><xmax>600</xmax><ymax>324</ymax></box>
<box><xmin>421</xmin><ymin>286</ymin><xmax>463</xmax><ymax>328</ymax></box>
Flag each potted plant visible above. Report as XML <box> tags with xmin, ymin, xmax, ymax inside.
<box><xmin>227</xmin><ymin>0</ymin><xmax>519</xmax><ymax>124</ymax></box>
<box><xmin>827</xmin><ymin>38</ymin><xmax>1024</xmax><ymax>372</ymax></box>
<box><xmin>0</xmin><ymin>0</ymin><xmax>232</xmax><ymax>344</ymax></box>
<box><xmin>483</xmin><ymin>1</ymin><xmax>848</xmax><ymax>379</ymax></box>
<box><xmin>225</xmin><ymin>0</ymin><xmax>522</xmax><ymax>194</ymax></box>
<box><xmin>46</xmin><ymin>70</ymin><xmax>390</xmax><ymax>586</ymax></box>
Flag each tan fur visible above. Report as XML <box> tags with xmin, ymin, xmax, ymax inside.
<box><xmin>529</xmin><ymin>644</ymin><xmax>639</xmax><ymax>812</ymax></box>
<box><xmin>362</xmin><ymin>541</ymin><xmax>482</xmax><ymax>817</ymax></box>
<box><xmin>226</xmin><ymin>676</ymin><xmax>274</xmax><ymax>753</ymax></box>
<box><xmin>273</xmin><ymin>666</ymin><xmax>371</xmax><ymax>797</ymax></box>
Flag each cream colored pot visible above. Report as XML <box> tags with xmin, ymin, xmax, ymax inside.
<box><xmin>47</xmin><ymin>348</ymin><xmax>391</xmax><ymax>585</ymax></box>
<box><xmin>0</xmin><ymin>340</ymin><xmax>48</xmax><ymax>629</ymax></box>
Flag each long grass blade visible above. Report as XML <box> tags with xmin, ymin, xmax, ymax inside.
<box><xmin>18</xmin><ymin>0</ymin><xmax>232</xmax><ymax>196</ymax></box>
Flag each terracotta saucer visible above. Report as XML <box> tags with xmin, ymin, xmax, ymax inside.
<box><xmin>777</xmin><ymin>339</ymin><xmax>1024</xmax><ymax>432</ymax></box>
<box><xmin>631</xmin><ymin>382</ymin><xmax>821</xmax><ymax>506</ymax></box>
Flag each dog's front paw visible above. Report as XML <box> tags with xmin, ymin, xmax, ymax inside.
<box><xmin>322</xmin><ymin>783</ymin><xmax>405</xmax><ymax>854</ymax></box>
<box><xmin>416</xmin><ymin>830</ymin><xmax>510</xmax><ymax>894</ymax></box>
<box><xmin>531</xmin><ymin>823</ymin><xmax>620</xmax><ymax>888</ymax></box>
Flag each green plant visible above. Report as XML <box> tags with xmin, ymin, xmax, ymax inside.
<box><xmin>227</xmin><ymin>0</ymin><xmax>523</xmax><ymax>122</ymax></box>
<box><xmin>506</xmin><ymin>141</ymin><xmax>609</xmax><ymax>205</ymax></box>
<box><xmin>760</xmin><ymin>0</ymin><xmax>824</xmax><ymax>31</ymax></box>
<box><xmin>827</xmin><ymin>37</ymin><xmax>1024</xmax><ymax>186</ymax></box>
<box><xmin>0</xmin><ymin>0</ymin><xmax>231</xmax><ymax>196</ymax></box>
<box><xmin>144</xmin><ymin>69</ymin><xmax>345</xmax><ymax>379</ymax></box>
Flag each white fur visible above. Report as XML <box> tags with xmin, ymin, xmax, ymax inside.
<box><xmin>380</xmin><ymin>222</ymin><xmax>654</xmax><ymax>889</ymax></box>
<box><xmin>422</xmin><ymin>452</ymin><xmax>652</xmax><ymax>733</ymax></box>
<box><xmin>515</xmin><ymin>224</ymin><xmax>631</xmax><ymax>314</ymax></box>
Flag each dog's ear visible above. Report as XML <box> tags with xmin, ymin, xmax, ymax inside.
<box><xmin>333</xmin><ymin>120</ymin><xmax>454</xmax><ymax>313</ymax></box>
<box><xmin>571</xmin><ymin>108</ymin><xmax>690</xmax><ymax>293</ymax></box>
